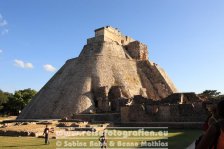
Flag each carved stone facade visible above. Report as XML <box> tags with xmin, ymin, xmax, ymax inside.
<box><xmin>121</xmin><ymin>93</ymin><xmax>208</xmax><ymax>123</ymax></box>
<box><xmin>126</xmin><ymin>41</ymin><xmax>148</xmax><ymax>60</ymax></box>
<box><xmin>88</xmin><ymin>26</ymin><xmax>134</xmax><ymax>45</ymax></box>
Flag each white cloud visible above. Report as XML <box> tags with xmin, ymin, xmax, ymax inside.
<box><xmin>25</xmin><ymin>62</ymin><xmax>33</xmax><ymax>68</ymax></box>
<box><xmin>0</xmin><ymin>14</ymin><xmax>7</xmax><ymax>27</ymax></box>
<box><xmin>0</xmin><ymin>49</ymin><xmax>2</xmax><ymax>53</ymax></box>
<box><xmin>14</xmin><ymin>59</ymin><xmax>34</xmax><ymax>69</ymax></box>
<box><xmin>1</xmin><ymin>29</ymin><xmax>8</xmax><ymax>35</ymax></box>
<box><xmin>0</xmin><ymin>14</ymin><xmax>8</xmax><ymax>35</ymax></box>
<box><xmin>43</xmin><ymin>64</ymin><xmax>57</xmax><ymax>72</ymax></box>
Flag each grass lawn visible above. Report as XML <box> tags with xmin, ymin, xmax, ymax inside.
<box><xmin>0</xmin><ymin>129</ymin><xmax>202</xmax><ymax>149</ymax></box>
<box><xmin>168</xmin><ymin>129</ymin><xmax>202</xmax><ymax>148</ymax></box>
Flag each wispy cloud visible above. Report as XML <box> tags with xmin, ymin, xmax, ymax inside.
<box><xmin>0</xmin><ymin>49</ymin><xmax>2</xmax><ymax>53</ymax></box>
<box><xmin>43</xmin><ymin>64</ymin><xmax>57</xmax><ymax>72</ymax></box>
<box><xmin>1</xmin><ymin>29</ymin><xmax>8</xmax><ymax>35</ymax></box>
<box><xmin>0</xmin><ymin>14</ymin><xmax>7</xmax><ymax>27</ymax></box>
<box><xmin>0</xmin><ymin>14</ymin><xmax>9</xmax><ymax>35</ymax></box>
<box><xmin>14</xmin><ymin>59</ymin><xmax>34</xmax><ymax>69</ymax></box>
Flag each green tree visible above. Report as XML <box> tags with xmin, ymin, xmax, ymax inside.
<box><xmin>3</xmin><ymin>88</ymin><xmax>37</xmax><ymax>115</ymax></box>
<box><xmin>0</xmin><ymin>90</ymin><xmax>11</xmax><ymax>111</ymax></box>
<box><xmin>198</xmin><ymin>90</ymin><xmax>221</xmax><ymax>100</ymax></box>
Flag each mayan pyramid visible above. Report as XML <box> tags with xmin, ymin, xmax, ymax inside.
<box><xmin>18</xmin><ymin>26</ymin><xmax>178</xmax><ymax>119</ymax></box>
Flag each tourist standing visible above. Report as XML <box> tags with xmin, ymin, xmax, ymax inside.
<box><xmin>99</xmin><ymin>132</ymin><xmax>107</xmax><ymax>149</ymax></box>
<box><xmin>43</xmin><ymin>125</ymin><xmax>50</xmax><ymax>145</ymax></box>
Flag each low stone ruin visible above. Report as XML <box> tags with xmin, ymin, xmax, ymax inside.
<box><xmin>120</xmin><ymin>93</ymin><xmax>208</xmax><ymax>123</ymax></box>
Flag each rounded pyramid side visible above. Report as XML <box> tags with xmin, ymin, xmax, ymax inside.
<box><xmin>17</xmin><ymin>56</ymin><xmax>96</xmax><ymax>119</ymax></box>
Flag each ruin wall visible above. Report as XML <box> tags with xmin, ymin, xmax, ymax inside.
<box><xmin>88</xmin><ymin>26</ymin><xmax>134</xmax><ymax>45</ymax></box>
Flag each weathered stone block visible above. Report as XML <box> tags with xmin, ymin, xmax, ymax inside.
<box><xmin>97</xmin><ymin>97</ymin><xmax>111</xmax><ymax>112</ymax></box>
<box><xmin>95</xmin><ymin>86</ymin><xmax>109</xmax><ymax>99</ymax></box>
<box><xmin>126</xmin><ymin>41</ymin><xmax>148</xmax><ymax>60</ymax></box>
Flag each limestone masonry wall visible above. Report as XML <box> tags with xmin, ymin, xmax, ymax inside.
<box><xmin>121</xmin><ymin>102</ymin><xmax>208</xmax><ymax>122</ymax></box>
<box><xmin>87</xmin><ymin>26</ymin><xmax>149</xmax><ymax>61</ymax></box>
<box><xmin>126</xmin><ymin>41</ymin><xmax>148</xmax><ymax>60</ymax></box>
<box><xmin>88</xmin><ymin>26</ymin><xmax>134</xmax><ymax>45</ymax></box>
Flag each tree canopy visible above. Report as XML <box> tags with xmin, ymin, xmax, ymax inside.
<box><xmin>198</xmin><ymin>90</ymin><xmax>222</xmax><ymax>100</ymax></box>
<box><xmin>0</xmin><ymin>90</ymin><xmax>12</xmax><ymax>111</ymax></box>
<box><xmin>0</xmin><ymin>88</ymin><xmax>37</xmax><ymax>115</ymax></box>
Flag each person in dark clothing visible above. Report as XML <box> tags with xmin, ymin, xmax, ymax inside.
<box><xmin>99</xmin><ymin>132</ymin><xmax>107</xmax><ymax>149</ymax></box>
<box><xmin>196</xmin><ymin>100</ymin><xmax>224</xmax><ymax>149</ymax></box>
<box><xmin>43</xmin><ymin>125</ymin><xmax>50</xmax><ymax>144</ymax></box>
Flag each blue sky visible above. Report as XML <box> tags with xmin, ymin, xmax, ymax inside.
<box><xmin>0</xmin><ymin>0</ymin><xmax>223</xmax><ymax>94</ymax></box>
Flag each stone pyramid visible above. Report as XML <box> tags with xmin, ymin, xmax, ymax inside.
<box><xmin>18</xmin><ymin>26</ymin><xmax>178</xmax><ymax>119</ymax></box>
